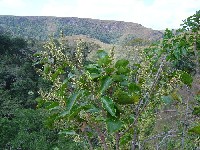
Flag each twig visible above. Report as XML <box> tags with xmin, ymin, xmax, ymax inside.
<box><xmin>181</xmin><ymin>87</ymin><xmax>190</xmax><ymax>150</ymax></box>
<box><xmin>84</xmin><ymin>131</ymin><xmax>94</xmax><ymax>150</ymax></box>
<box><xmin>142</xmin><ymin>129</ymin><xmax>177</xmax><ymax>144</ymax></box>
<box><xmin>115</xmin><ymin>132</ymin><xmax>120</xmax><ymax>150</ymax></box>
<box><xmin>131</xmin><ymin>124</ymin><xmax>138</xmax><ymax>150</ymax></box>
<box><xmin>120</xmin><ymin>56</ymin><xmax>166</xmax><ymax>139</ymax></box>
<box><xmin>95</xmin><ymin>127</ymin><xmax>108</xmax><ymax>150</ymax></box>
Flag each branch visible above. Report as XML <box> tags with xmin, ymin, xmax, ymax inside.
<box><xmin>141</xmin><ymin>129</ymin><xmax>177</xmax><ymax>149</ymax></box>
<box><xmin>95</xmin><ymin>126</ymin><xmax>108</xmax><ymax>150</ymax></box>
<box><xmin>84</xmin><ymin>131</ymin><xmax>94</xmax><ymax>150</ymax></box>
<box><xmin>115</xmin><ymin>132</ymin><xmax>120</xmax><ymax>150</ymax></box>
<box><xmin>142</xmin><ymin>129</ymin><xmax>177</xmax><ymax>144</ymax></box>
<box><xmin>120</xmin><ymin>56</ymin><xmax>166</xmax><ymax>138</ymax></box>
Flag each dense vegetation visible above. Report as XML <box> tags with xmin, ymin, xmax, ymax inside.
<box><xmin>0</xmin><ymin>34</ymin><xmax>83</xmax><ymax>149</ymax></box>
<box><xmin>0</xmin><ymin>11</ymin><xmax>199</xmax><ymax>150</ymax></box>
<box><xmin>0</xmin><ymin>15</ymin><xmax>162</xmax><ymax>44</ymax></box>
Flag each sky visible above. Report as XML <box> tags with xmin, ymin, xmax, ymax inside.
<box><xmin>0</xmin><ymin>0</ymin><xmax>199</xmax><ymax>30</ymax></box>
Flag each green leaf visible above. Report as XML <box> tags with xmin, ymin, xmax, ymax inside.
<box><xmin>106</xmin><ymin>118</ymin><xmax>123</xmax><ymax>133</ymax></box>
<box><xmin>90</xmin><ymin>73</ymin><xmax>101</xmax><ymax>80</ymax></box>
<box><xmin>112</xmin><ymin>74</ymin><xmax>127</xmax><ymax>82</ymax></box>
<box><xmin>161</xmin><ymin>95</ymin><xmax>173</xmax><ymax>104</ymax></box>
<box><xmin>180</xmin><ymin>72</ymin><xmax>193</xmax><ymax>86</ymax></box>
<box><xmin>97</xmin><ymin>50</ymin><xmax>108</xmax><ymax>58</ymax></box>
<box><xmin>85</xmin><ymin>63</ymin><xmax>102</xmax><ymax>80</ymax></box>
<box><xmin>44</xmin><ymin>64</ymin><xmax>51</xmax><ymax>74</ymax></box>
<box><xmin>116</xmin><ymin>66</ymin><xmax>130</xmax><ymax>74</ymax></box>
<box><xmin>101</xmin><ymin>96</ymin><xmax>116</xmax><ymax>117</ymax></box>
<box><xmin>188</xmin><ymin>125</ymin><xmax>200</xmax><ymax>135</ymax></box>
<box><xmin>99</xmin><ymin>76</ymin><xmax>112</xmax><ymax>94</ymax></box>
<box><xmin>86</xmin><ymin>64</ymin><xmax>101</xmax><ymax>74</ymax></box>
<box><xmin>120</xmin><ymin>133</ymin><xmax>132</xmax><ymax>146</ymax></box>
<box><xmin>192</xmin><ymin>106</ymin><xmax>200</xmax><ymax>116</ymax></box>
<box><xmin>181</xmin><ymin>47</ymin><xmax>187</xmax><ymax>55</ymax></box>
<box><xmin>115</xmin><ymin>59</ymin><xmax>129</xmax><ymax>68</ymax></box>
<box><xmin>36</xmin><ymin>97</ymin><xmax>45</xmax><ymax>108</ymax></box>
<box><xmin>59</xmin><ymin>130</ymin><xmax>77</xmax><ymax>135</ymax></box>
<box><xmin>46</xmin><ymin>101</ymin><xmax>60</xmax><ymax>110</ymax></box>
<box><xmin>173</xmin><ymin>49</ymin><xmax>180</xmax><ymax>59</ymax></box>
<box><xmin>105</xmin><ymin>67</ymin><xmax>115</xmax><ymax>74</ymax></box>
<box><xmin>51</xmin><ymin>67</ymin><xmax>65</xmax><ymax>81</ymax></box>
<box><xmin>128</xmin><ymin>83</ymin><xmax>141</xmax><ymax>93</ymax></box>
<box><xmin>114</xmin><ymin>90</ymin><xmax>136</xmax><ymax>104</ymax></box>
<box><xmin>68</xmin><ymin>104</ymin><xmax>97</xmax><ymax>119</ymax></box>
<box><xmin>65</xmin><ymin>90</ymin><xmax>84</xmax><ymax>114</ymax></box>
<box><xmin>97</xmin><ymin>56</ymin><xmax>112</xmax><ymax>66</ymax></box>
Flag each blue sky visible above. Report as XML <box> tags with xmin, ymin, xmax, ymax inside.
<box><xmin>0</xmin><ymin>0</ymin><xmax>199</xmax><ymax>30</ymax></box>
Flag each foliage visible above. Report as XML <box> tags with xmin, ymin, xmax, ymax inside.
<box><xmin>0</xmin><ymin>16</ymin><xmax>162</xmax><ymax>44</ymax></box>
<box><xmin>0</xmin><ymin>34</ymin><xmax>81</xmax><ymax>149</ymax></box>
<box><xmin>36</xmin><ymin>22</ymin><xmax>195</xmax><ymax>149</ymax></box>
<box><xmin>1</xmin><ymin>10</ymin><xmax>199</xmax><ymax>150</ymax></box>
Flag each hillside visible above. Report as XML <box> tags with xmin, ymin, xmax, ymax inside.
<box><xmin>0</xmin><ymin>15</ymin><xmax>163</xmax><ymax>44</ymax></box>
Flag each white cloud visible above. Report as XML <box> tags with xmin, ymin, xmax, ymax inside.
<box><xmin>133</xmin><ymin>0</ymin><xmax>200</xmax><ymax>29</ymax></box>
<box><xmin>0</xmin><ymin>0</ymin><xmax>199</xmax><ymax>30</ymax></box>
<box><xmin>0</xmin><ymin>0</ymin><xmax>25</xmax><ymax>8</ymax></box>
<box><xmin>39</xmin><ymin>0</ymin><xmax>200</xmax><ymax>30</ymax></box>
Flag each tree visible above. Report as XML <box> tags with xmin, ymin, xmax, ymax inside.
<box><xmin>181</xmin><ymin>10</ymin><xmax>200</xmax><ymax>74</ymax></box>
<box><xmin>36</xmin><ymin>26</ymin><xmax>194</xmax><ymax>149</ymax></box>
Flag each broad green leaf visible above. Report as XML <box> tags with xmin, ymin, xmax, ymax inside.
<box><xmin>86</xmin><ymin>64</ymin><xmax>101</xmax><ymax>74</ymax></box>
<box><xmin>90</xmin><ymin>73</ymin><xmax>101</xmax><ymax>79</ymax></box>
<box><xmin>105</xmin><ymin>67</ymin><xmax>115</xmax><ymax>74</ymax></box>
<box><xmin>181</xmin><ymin>47</ymin><xmax>187</xmax><ymax>55</ymax></box>
<box><xmin>44</xmin><ymin>64</ymin><xmax>51</xmax><ymax>74</ymax></box>
<box><xmin>188</xmin><ymin>125</ymin><xmax>200</xmax><ymax>135</ymax></box>
<box><xmin>59</xmin><ymin>130</ymin><xmax>77</xmax><ymax>135</ymax></box>
<box><xmin>99</xmin><ymin>76</ymin><xmax>112</xmax><ymax>94</ymax></box>
<box><xmin>97</xmin><ymin>56</ymin><xmax>112</xmax><ymax>66</ymax></box>
<box><xmin>112</xmin><ymin>74</ymin><xmax>124</xmax><ymax>82</ymax></box>
<box><xmin>86</xmin><ymin>105</ymin><xmax>99</xmax><ymax>113</ymax></box>
<box><xmin>97</xmin><ymin>50</ymin><xmax>108</xmax><ymax>58</ymax></box>
<box><xmin>114</xmin><ymin>90</ymin><xmax>136</xmax><ymax>104</ymax></box>
<box><xmin>173</xmin><ymin>49</ymin><xmax>180</xmax><ymax>59</ymax></box>
<box><xmin>115</xmin><ymin>59</ymin><xmax>129</xmax><ymax>68</ymax></box>
<box><xmin>116</xmin><ymin>66</ymin><xmax>130</xmax><ymax>74</ymax></box>
<box><xmin>120</xmin><ymin>81</ymin><xmax>129</xmax><ymax>86</ymax></box>
<box><xmin>161</xmin><ymin>95</ymin><xmax>173</xmax><ymax>104</ymax></box>
<box><xmin>85</xmin><ymin>64</ymin><xmax>102</xmax><ymax>80</ymax></box>
<box><xmin>101</xmin><ymin>96</ymin><xmax>116</xmax><ymax>117</ymax></box>
<box><xmin>46</xmin><ymin>101</ymin><xmax>60</xmax><ymax>110</ymax></box>
<box><xmin>68</xmin><ymin>104</ymin><xmax>97</xmax><ymax>119</ymax></box>
<box><xmin>65</xmin><ymin>90</ymin><xmax>84</xmax><ymax>114</ymax></box>
<box><xmin>180</xmin><ymin>71</ymin><xmax>193</xmax><ymax>86</ymax></box>
<box><xmin>106</xmin><ymin>118</ymin><xmax>123</xmax><ymax>133</ymax></box>
<box><xmin>128</xmin><ymin>83</ymin><xmax>141</xmax><ymax>93</ymax></box>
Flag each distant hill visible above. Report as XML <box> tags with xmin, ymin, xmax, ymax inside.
<box><xmin>0</xmin><ymin>15</ymin><xmax>163</xmax><ymax>44</ymax></box>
